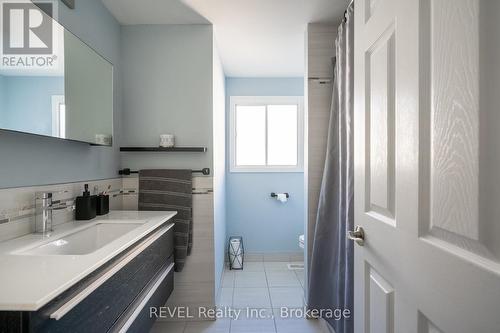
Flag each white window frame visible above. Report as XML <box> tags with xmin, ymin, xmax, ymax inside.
<box><xmin>230</xmin><ymin>96</ymin><xmax>304</xmax><ymax>173</ymax></box>
<box><xmin>51</xmin><ymin>95</ymin><xmax>66</xmax><ymax>138</ymax></box>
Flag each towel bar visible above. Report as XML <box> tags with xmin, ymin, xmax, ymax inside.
<box><xmin>118</xmin><ymin>168</ymin><xmax>210</xmax><ymax>176</ymax></box>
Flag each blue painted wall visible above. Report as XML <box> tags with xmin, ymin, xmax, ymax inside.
<box><xmin>1</xmin><ymin>76</ymin><xmax>64</xmax><ymax>136</ymax></box>
<box><xmin>0</xmin><ymin>76</ymin><xmax>5</xmax><ymax>124</ymax></box>
<box><xmin>0</xmin><ymin>0</ymin><xmax>121</xmax><ymax>189</ymax></box>
<box><xmin>226</xmin><ymin>78</ymin><xmax>305</xmax><ymax>253</ymax></box>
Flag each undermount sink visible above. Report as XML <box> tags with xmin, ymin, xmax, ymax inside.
<box><xmin>18</xmin><ymin>222</ymin><xmax>144</xmax><ymax>256</ymax></box>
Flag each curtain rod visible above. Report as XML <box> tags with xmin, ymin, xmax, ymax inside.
<box><xmin>343</xmin><ymin>0</ymin><xmax>355</xmax><ymax>22</ymax></box>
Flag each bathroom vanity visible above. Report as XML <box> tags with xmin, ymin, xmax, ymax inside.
<box><xmin>0</xmin><ymin>211</ymin><xmax>176</xmax><ymax>333</ymax></box>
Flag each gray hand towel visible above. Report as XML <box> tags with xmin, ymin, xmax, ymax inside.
<box><xmin>138</xmin><ymin>169</ymin><xmax>192</xmax><ymax>272</ymax></box>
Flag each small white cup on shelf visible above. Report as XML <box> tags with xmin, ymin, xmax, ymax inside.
<box><xmin>159</xmin><ymin>134</ymin><xmax>175</xmax><ymax>148</ymax></box>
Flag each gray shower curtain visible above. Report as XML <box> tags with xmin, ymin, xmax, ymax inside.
<box><xmin>308</xmin><ymin>3</ymin><xmax>354</xmax><ymax>333</ymax></box>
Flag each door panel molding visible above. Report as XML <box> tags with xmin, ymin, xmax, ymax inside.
<box><xmin>365</xmin><ymin>24</ymin><xmax>396</xmax><ymax>224</ymax></box>
<box><xmin>366</xmin><ymin>263</ymin><xmax>395</xmax><ymax>333</ymax></box>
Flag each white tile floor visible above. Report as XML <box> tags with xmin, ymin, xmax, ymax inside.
<box><xmin>150</xmin><ymin>262</ymin><xmax>328</xmax><ymax>333</ymax></box>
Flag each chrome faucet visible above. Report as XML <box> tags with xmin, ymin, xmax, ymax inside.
<box><xmin>35</xmin><ymin>191</ymin><xmax>75</xmax><ymax>234</ymax></box>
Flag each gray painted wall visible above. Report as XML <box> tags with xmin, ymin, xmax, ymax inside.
<box><xmin>120</xmin><ymin>25</ymin><xmax>214</xmax><ymax>171</ymax></box>
<box><xmin>0</xmin><ymin>0</ymin><xmax>122</xmax><ymax>189</ymax></box>
<box><xmin>0</xmin><ymin>76</ymin><xmax>6</xmax><ymax>126</ymax></box>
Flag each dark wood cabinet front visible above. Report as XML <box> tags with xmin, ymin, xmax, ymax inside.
<box><xmin>0</xmin><ymin>224</ymin><xmax>175</xmax><ymax>333</ymax></box>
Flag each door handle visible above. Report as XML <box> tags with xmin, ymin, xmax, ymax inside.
<box><xmin>347</xmin><ymin>226</ymin><xmax>365</xmax><ymax>246</ymax></box>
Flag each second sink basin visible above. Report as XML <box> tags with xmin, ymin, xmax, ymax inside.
<box><xmin>18</xmin><ymin>222</ymin><xmax>143</xmax><ymax>256</ymax></box>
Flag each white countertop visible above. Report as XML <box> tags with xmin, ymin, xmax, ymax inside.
<box><xmin>0</xmin><ymin>210</ymin><xmax>176</xmax><ymax>311</ymax></box>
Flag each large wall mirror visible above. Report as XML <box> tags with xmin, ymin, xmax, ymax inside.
<box><xmin>0</xmin><ymin>1</ymin><xmax>113</xmax><ymax>145</ymax></box>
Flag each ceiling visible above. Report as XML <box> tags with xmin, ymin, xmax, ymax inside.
<box><xmin>101</xmin><ymin>0</ymin><xmax>210</xmax><ymax>25</ymax></box>
<box><xmin>102</xmin><ymin>0</ymin><xmax>348</xmax><ymax>77</ymax></box>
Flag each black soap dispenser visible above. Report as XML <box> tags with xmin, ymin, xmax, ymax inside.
<box><xmin>75</xmin><ymin>184</ymin><xmax>97</xmax><ymax>220</ymax></box>
<box><xmin>96</xmin><ymin>185</ymin><xmax>110</xmax><ymax>216</ymax></box>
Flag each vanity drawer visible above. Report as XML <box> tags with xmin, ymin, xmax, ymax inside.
<box><xmin>109</xmin><ymin>260</ymin><xmax>174</xmax><ymax>333</ymax></box>
<box><xmin>124</xmin><ymin>272</ymin><xmax>173</xmax><ymax>333</ymax></box>
<box><xmin>29</xmin><ymin>224</ymin><xmax>174</xmax><ymax>333</ymax></box>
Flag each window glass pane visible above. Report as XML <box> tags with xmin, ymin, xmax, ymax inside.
<box><xmin>267</xmin><ymin>105</ymin><xmax>298</xmax><ymax>166</ymax></box>
<box><xmin>235</xmin><ymin>105</ymin><xmax>266</xmax><ymax>166</ymax></box>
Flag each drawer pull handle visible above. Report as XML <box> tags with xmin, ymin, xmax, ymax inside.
<box><xmin>118</xmin><ymin>262</ymin><xmax>174</xmax><ymax>333</ymax></box>
<box><xmin>49</xmin><ymin>225</ymin><xmax>172</xmax><ymax>320</ymax></box>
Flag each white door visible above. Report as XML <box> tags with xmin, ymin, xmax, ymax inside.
<box><xmin>353</xmin><ymin>0</ymin><xmax>500</xmax><ymax>332</ymax></box>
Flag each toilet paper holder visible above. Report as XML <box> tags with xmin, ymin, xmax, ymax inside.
<box><xmin>270</xmin><ymin>192</ymin><xmax>290</xmax><ymax>199</ymax></box>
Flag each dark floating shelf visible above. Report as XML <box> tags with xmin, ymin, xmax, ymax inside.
<box><xmin>120</xmin><ymin>147</ymin><xmax>207</xmax><ymax>152</ymax></box>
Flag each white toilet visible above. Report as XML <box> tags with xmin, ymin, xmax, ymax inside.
<box><xmin>287</xmin><ymin>235</ymin><xmax>306</xmax><ymax>270</ymax></box>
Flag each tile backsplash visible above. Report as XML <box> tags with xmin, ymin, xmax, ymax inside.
<box><xmin>0</xmin><ymin>178</ymin><xmax>123</xmax><ymax>242</ymax></box>
<box><xmin>0</xmin><ymin>176</ymin><xmax>214</xmax><ymax>242</ymax></box>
